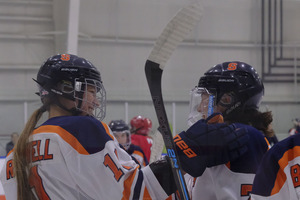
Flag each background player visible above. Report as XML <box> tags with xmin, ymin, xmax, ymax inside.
<box><xmin>109</xmin><ymin>119</ymin><xmax>148</xmax><ymax>167</ymax></box>
<box><xmin>182</xmin><ymin>61</ymin><xmax>270</xmax><ymax>199</ymax></box>
<box><xmin>288</xmin><ymin>118</ymin><xmax>300</xmax><ymax>136</ymax></box>
<box><xmin>130</xmin><ymin>115</ymin><xmax>153</xmax><ymax>161</ymax></box>
<box><xmin>0</xmin><ymin>54</ymin><xmax>250</xmax><ymax>200</ymax></box>
<box><xmin>5</xmin><ymin>132</ymin><xmax>19</xmax><ymax>155</ymax></box>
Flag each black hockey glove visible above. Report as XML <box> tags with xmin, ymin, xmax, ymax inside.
<box><xmin>149</xmin><ymin>157</ymin><xmax>177</xmax><ymax>196</ymax></box>
<box><xmin>174</xmin><ymin>114</ymin><xmax>248</xmax><ymax>177</ymax></box>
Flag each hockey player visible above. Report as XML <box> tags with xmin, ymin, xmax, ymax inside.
<box><xmin>181</xmin><ymin>61</ymin><xmax>271</xmax><ymax>200</ymax></box>
<box><xmin>288</xmin><ymin>118</ymin><xmax>300</xmax><ymax>136</ymax></box>
<box><xmin>130</xmin><ymin>115</ymin><xmax>153</xmax><ymax>161</ymax></box>
<box><xmin>0</xmin><ymin>54</ymin><xmax>249</xmax><ymax>200</ymax></box>
<box><xmin>250</xmin><ymin>133</ymin><xmax>300</xmax><ymax>199</ymax></box>
<box><xmin>109</xmin><ymin>119</ymin><xmax>149</xmax><ymax>167</ymax></box>
<box><xmin>250</xmin><ymin>125</ymin><xmax>300</xmax><ymax>199</ymax></box>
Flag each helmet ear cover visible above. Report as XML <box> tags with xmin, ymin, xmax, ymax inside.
<box><xmin>218</xmin><ymin>92</ymin><xmax>236</xmax><ymax>108</ymax></box>
<box><xmin>200</xmin><ymin>75</ymin><xmax>238</xmax><ymax>105</ymax></box>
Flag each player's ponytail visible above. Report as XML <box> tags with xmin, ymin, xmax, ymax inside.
<box><xmin>225</xmin><ymin>109</ymin><xmax>274</xmax><ymax>137</ymax></box>
<box><xmin>13</xmin><ymin>105</ymin><xmax>47</xmax><ymax>200</ymax></box>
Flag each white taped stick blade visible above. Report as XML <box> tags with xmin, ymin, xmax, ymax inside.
<box><xmin>147</xmin><ymin>2</ymin><xmax>203</xmax><ymax>70</ymax></box>
<box><xmin>149</xmin><ymin>130</ymin><xmax>165</xmax><ymax>163</ymax></box>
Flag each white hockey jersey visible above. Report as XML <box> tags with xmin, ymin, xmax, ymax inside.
<box><xmin>186</xmin><ymin>123</ymin><xmax>269</xmax><ymax>200</ymax></box>
<box><xmin>0</xmin><ymin>116</ymin><xmax>168</xmax><ymax>200</ymax></box>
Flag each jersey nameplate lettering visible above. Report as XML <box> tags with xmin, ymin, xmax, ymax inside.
<box><xmin>6</xmin><ymin>139</ymin><xmax>53</xmax><ymax>180</ymax></box>
<box><xmin>31</xmin><ymin>139</ymin><xmax>53</xmax><ymax>162</ymax></box>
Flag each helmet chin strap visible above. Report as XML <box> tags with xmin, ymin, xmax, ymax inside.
<box><xmin>223</xmin><ymin>101</ymin><xmax>242</xmax><ymax>116</ymax></box>
<box><xmin>42</xmin><ymin>79</ymin><xmax>93</xmax><ymax>118</ymax></box>
<box><xmin>54</xmin><ymin>98</ymin><xmax>83</xmax><ymax>116</ymax></box>
<box><xmin>52</xmin><ymin>82</ymin><xmax>86</xmax><ymax>116</ymax></box>
<box><xmin>131</xmin><ymin>126</ymin><xmax>145</xmax><ymax>135</ymax></box>
<box><xmin>50</xmin><ymin>89</ymin><xmax>83</xmax><ymax>116</ymax></box>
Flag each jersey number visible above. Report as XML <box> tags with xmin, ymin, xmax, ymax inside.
<box><xmin>241</xmin><ymin>184</ymin><xmax>252</xmax><ymax>196</ymax></box>
<box><xmin>29</xmin><ymin>166</ymin><xmax>50</xmax><ymax>200</ymax></box>
<box><xmin>104</xmin><ymin>154</ymin><xmax>124</xmax><ymax>182</ymax></box>
<box><xmin>291</xmin><ymin>164</ymin><xmax>300</xmax><ymax>188</ymax></box>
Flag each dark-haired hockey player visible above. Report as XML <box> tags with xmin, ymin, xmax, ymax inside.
<box><xmin>182</xmin><ymin>61</ymin><xmax>270</xmax><ymax>200</ymax></box>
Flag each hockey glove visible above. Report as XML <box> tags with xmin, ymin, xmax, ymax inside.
<box><xmin>174</xmin><ymin>117</ymin><xmax>248</xmax><ymax>177</ymax></box>
<box><xmin>149</xmin><ymin>157</ymin><xmax>177</xmax><ymax>196</ymax></box>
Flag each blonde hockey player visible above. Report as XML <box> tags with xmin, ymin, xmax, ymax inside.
<box><xmin>0</xmin><ymin>54</ymin><xmax>249</xmax><ymax>200</ymax></box>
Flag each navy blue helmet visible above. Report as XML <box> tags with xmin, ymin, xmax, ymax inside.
<box><xmin>35</xmin><ymin>54</ymin><xmax>106</xmax><ymax>120</ymax></box>
<box><xmin>198</xmin><ymin>61</ymin><xmax>264</xmax><ymax>115</ymax></box>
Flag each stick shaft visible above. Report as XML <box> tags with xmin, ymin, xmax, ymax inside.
<box><xmin>145</xmin><ymin>61</ymin><xmax>189</xmax><ymax>199</ymax></box>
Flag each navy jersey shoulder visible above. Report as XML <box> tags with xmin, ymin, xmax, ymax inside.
<box><xmin>127</xmin><ymin>144</ymin><xmax>143</xmax><ymax>154</ymax></box>
<box><xmin>127</xmin><ymin>144</ymin><xmax>149</xmax><ymax>165</ymax></box>
<box><xmin>252</xmin><ymin>134</ymin><xmax>300</xmax><ymax>196</ymax></box>
<box><xmin>40</xmin><ymin>116</ymin><xmax>113</xmax><ymax>154</ymax></box>
<box><xmin>271</xmin><ymin>133</ymin><xmax>300</xmax><ymax>155</ymax></box>
<box><xmin>229</xmin><ymin>123</ymin><xmax>269</xmax><ymax>173</ymax></box>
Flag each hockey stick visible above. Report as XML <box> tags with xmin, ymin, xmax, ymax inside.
<box><xmin>149</xmin><ymin>129</ymin><xmax>165</xmax><ymax>163</ymax></box>
<box><xmin>145</xmin><ymin>2</ymin><xmax>203</xmax><ymax>200</ymax></box>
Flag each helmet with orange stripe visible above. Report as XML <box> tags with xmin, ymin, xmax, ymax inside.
<box><xmin>188</xmin><ymin>61</ymin><xmax>264</xmax><ymax>126</ymax></box>
<box><xmin>35</xmin><ymin>54</ymin><xmax>106</xmax><ymax>120</ymax></box>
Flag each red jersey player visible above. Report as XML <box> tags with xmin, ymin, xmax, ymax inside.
<box><xmin>130</xmin><ymin>116</ymin><xmax>153</xmax><ymax>161</ymax></box>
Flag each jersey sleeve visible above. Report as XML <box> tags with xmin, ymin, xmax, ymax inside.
<box><xmin>53</xmin><ymin>119</ymin><xmax>168</xmax><ymax>199</ymax></box>
<box><xmin>128</xmin><ymin>145</ymin><xmax>149</xmax><ymax>167</ymax></box>
<box><xmin>251</xmin><ymin>134</ymin><xmax>300</xmax><ymax>200</ymax></box>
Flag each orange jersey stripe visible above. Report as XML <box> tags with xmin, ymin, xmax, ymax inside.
<box><xmin>122</xmin><ymin>167</ymin><xmax>139</xmax><ymax>200</ymax></box>
<box><xmin>264</xmin><ymin>137</ymin><xmax>271</xmax><ymax>149</ymax></box>
<box><xmin>143</xmin><ymin>187</ymin><xmax>152</xmax><ymax>199</ymax></box>
<box><xmin>225</xmin><ymin>162</ymin><xmax>231</xmax><ymax>169</ymax></box>
<box><xmin>101</xmin><ymin>122</ymin><xmax>114</xmax><ymax>140</ymax></box>
<box><xmin>132</xmin><ymin>150</ymin><xmax>144</xmax><ymax>158</ymax></box>
<box><xmin>33</xmin><ymin>125</ymin><xmax>89</xmax><ymax>155</ymax></box>
<box><xmin>6</xmin><ymin>149</ymin><xmax>13</xmax><ymax>157</ymax></box>
<box><xmin>122</xmin><ymin>165</ymin><xmax>133</xmax><ymax>170</ymax></box>
<box><xmin>29</xmin><ymin>166</ymin><xmax>50</xmax><ymax>200</ymax></box>
<box><xmin>271</xmin><ymin>146</ymin><xmax>300</xmax><ymax>195</ymax></box>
